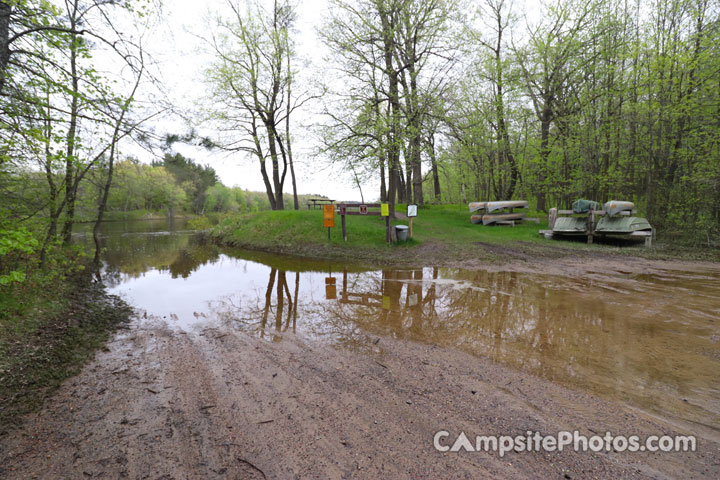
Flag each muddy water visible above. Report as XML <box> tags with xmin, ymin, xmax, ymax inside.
<box><xmin>78</xmin><ymin>219</ymin><xmax>720</xmax><ymax>440</ymax></box>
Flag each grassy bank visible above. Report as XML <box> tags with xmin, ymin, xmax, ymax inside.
<box><xmin>210</xmin><ymin>204</ymin><xmax>720</xmax><ymax>265</ymax></box>
<box><xmin>0</xmin><ymin>272</ymin><xmax>132</xmax><ymax>434</ymax></box>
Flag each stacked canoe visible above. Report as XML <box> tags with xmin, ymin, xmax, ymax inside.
<box><xmin>543</xmin><ymin>199</ymin><xmax>654</xmax><ymax>245</ymax></box>
<box><xmin>469</xmin><ymin>200</ymin><xmax>529</xmax><ymax>225</ymax></box>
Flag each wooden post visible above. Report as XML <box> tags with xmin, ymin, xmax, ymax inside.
<box><xmin>587</xmin><ymin>210</ymin><xmax>594</xmax><ymax>244</ymax></box>
<box><xmin>408</xmin><ymin>217</ymin><xmax>413</xmax><ymax>239</ymax></box>
<box><xmin>548</xmin><ymin>208</ymin><xmax>557</xmax><ymax>230</ymax></box>
<box><xmin>341</xmin><ymin>214</ymin><xmax>347</xmax><ymax>241</ymax></box>
<box><xmin>385</xmin><ymin>216</ymin><xmax>390</xmax><ymax>243</ymax></box>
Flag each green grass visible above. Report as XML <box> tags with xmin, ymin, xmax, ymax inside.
<box><xmin>211</xmin><ymin>204</ymin><xmax>719</xmax><ymax>264</ymax></box>
<box><xmin>215</xmin><ymin>203</ymin><xmax>542</xmax><ymax>244</ymax></box>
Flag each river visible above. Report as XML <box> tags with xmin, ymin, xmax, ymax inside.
<box><xmin>74</xmin><ymin>217</ymin><xmax>720</xmax><ymax>442</ymax></box>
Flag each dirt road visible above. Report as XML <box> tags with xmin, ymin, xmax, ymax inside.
<box><xmin>1</xmin><ymin>318</ymin><xmax>717</xmax><ymax>479</ymax></box>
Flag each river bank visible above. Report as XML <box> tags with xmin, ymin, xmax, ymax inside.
<box><xmin>0</xmin><ymin>272</ymin><xmax>133</xmax><ymax>434</ymax></box>
<box><xmin>209</xmin><ymin>206</ymin><xmax>720</xmax><ymax>271</ymax></box>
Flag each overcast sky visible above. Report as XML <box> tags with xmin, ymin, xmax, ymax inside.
<box><xmin>128</xmin><ymin>0</ymin><xmax>542</xmax><ymax>202</ymax></box>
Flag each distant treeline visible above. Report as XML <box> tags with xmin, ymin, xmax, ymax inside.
<box><xmin>81</xmin><ymin>153</ymin><xmax>326</xmax><ymax>219</ymax></box>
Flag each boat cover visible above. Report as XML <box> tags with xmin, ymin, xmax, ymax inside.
<box><xmin>572</xmin><ymin>199</ymin><xmax>600</xmax><ymax>214</ymax></box>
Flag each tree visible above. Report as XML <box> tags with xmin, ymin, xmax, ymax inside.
<box><xmin>475</xmin><ymin>0</ymin><xmax>519</xmax><ymax>199</ymax></box>
<box><xmin>394</xmin><ymin>0</ymin><xmax>458</xmax><ymax>206</ymax></box>
<box><xmin>321</xmin><ymin>0</ymin><xmax>458</xmax><ymax>213</ymax></box>
<box><xmin>514</xmin><ymin>0</ymin><xmax>597</xmax><ymax>211</ymax></box>
<box><xmin>205</xmin><ymin>0</ymin><xmax>305</xmax><ymax>210</ymax></box>
<box><xmin>92</xmin><ymin>49</ymin><xmax>147</xmax><ymax>263</ymax></box>
<box><xmin>155</xmin><ymin>151</ymin><xmax>219</xmax><ymax>214</ymax></box>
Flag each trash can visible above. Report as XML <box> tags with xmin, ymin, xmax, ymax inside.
<box><xmin>395</xmin><ymin>225</ymin><xmax>409</xmax><ymax>242</ymax></box>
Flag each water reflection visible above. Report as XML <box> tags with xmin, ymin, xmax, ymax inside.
<box><xmin>83</xmin><ymin>220</ymin><xmax>720</xmax><ymax>441</ymax></box>
<box><xmin>210</xmin><ymin>263</ymin><xmax>720</xmax><ymax>439</ymax></box>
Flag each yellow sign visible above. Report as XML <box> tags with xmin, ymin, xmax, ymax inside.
<box><xmin>381</xmin><ymin>203</ymin><xmax>389</xmax><ymax>217</ymax></box>
<box><xmin>323</xmin><ymin>204</ymin><xmax>335</xmax><ymax>227</ymax></box>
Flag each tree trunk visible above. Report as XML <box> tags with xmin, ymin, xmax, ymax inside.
<box><xmin>407</xmin><ymin>60</ymin><xmax>423</xmax><ymax>205</ymax></box>
<box><xmin>93</xmin><ymin>64</ymin><xmax>141</xmax><ymax>265</ymax></box>
<box><xmin>380</xmin><ymin>3</ymin><xmax>399</xmax><ymax>218</ymax></box>
<box><xmin>537</xmin><ymin>105</ymin><xmax>551</xmax><ymax>212</ymax></box>
<box><xmin>428</xmin><ymin>135</ymin><xmax>441</xmax><ymax>201</ymax></box>
<box><xmin>266</xmin><ymin>122</ymin><xmax>284</xmax><ymax>210</ymax></box>
<box><xmin>412</xmin><ymin>151</ymin><xmax>423</xmax><ymax>205</ymax></box>
<box><xmin>0</xmin><ymin>2</ymin><xmax>10</xmax><ymax>95</ymax></box>
<box><xmin>251</xmin><ymin>120</ymin><xmax>276</xmax><ymax>210</ymax></box>
<box><xmin>379</xmin><ymin>154</ymin><xmax>387</xmax><ymax>202</ymax></box>
<box><xmin>403</xmin><ymin>158</ymin><xmax>411</xmax><ymax>203</ymax></box>
<box><xmin>40</xmin><ymin>94</ymin><xmax>56</xmax><ymax>264</ymax></box>
<box><xmin>284</xmin><ymin>35</ymin><xmax>299</xmax><ymax>210</ymax></box>
<box><xmin>61</xmin><ymin>1</ymin><xmax>80</xmax><ymax>245</ymax></box>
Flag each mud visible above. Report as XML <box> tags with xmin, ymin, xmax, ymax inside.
<box><xmin>0</xmin><ymin>320</ymin><xmax>717</xmax><ymax>479</ymax></box>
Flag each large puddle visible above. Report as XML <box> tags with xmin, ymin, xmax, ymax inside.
<box><xmin>75</xmin><ymin>218</ymin><xmax>720</xmax><ymax>440</ymax></box>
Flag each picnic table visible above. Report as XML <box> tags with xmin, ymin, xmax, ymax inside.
<box><xmin>307</xmin><ymin>198</ymin><xmax>335</xmax><ymax>210</ymax></box>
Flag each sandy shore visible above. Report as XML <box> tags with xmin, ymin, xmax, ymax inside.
<box><xmin>1</xmin><ymin>318</ymin><xmax>717</xmax><ymax>479</ymax></box>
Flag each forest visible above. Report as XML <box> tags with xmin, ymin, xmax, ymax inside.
<box><xmin>1</xmin><ymin>0</ymin><xmax>719</xmax><ymax>288</ymax></box>
<box><xmin>316</xmin><ymin>0</ymin><xmax>719</xmax><ymax>240</ymax></box>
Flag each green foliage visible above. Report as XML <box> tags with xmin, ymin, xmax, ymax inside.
<box><xmin>0</xmin><ymin>226</ymin><xmax>38</xmax><ymax>256</ymax></box>
<box><xmin>187</xmin><ymin>216</ymin><xmax>213</xmax><ymax>231</ymax></box>
<box><xmin>203</xmin><ymin>183</ymin><xmax>237</xmax><ymax>213</ymax></box>
<box><xmin>0</xmin><ymin>225</ymin><xmax>38</xmax><ymax>285</ymax></box>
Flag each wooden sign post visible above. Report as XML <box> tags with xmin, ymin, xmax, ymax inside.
<box><xmin>334</xmin><ymin>203</ymin><xmax>389</xmax><ymax>242</ymax></box>
<box><xmin>338</xmin><ymin>205</ymin><xmax>347</xmax><ymax>241</ymax></box>
<box><xmin>323</xmin><ymin>204</ymin><xmax>335</xmax><ymax>241</ymax></box>
<box><xmin>407</xmin><ymin>204</ymin><xmax>417</xmax><ymax>239</ymax></box>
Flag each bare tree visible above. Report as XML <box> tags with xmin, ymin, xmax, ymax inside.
<box><xmin>205</xmin><ymin>0</ymin><xmax>308</xmax><ymax>210</ymax></box>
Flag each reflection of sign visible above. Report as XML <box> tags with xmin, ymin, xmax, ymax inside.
<box><xmin>382</xmin><ymin>295</ymin><xmax>390</xmax><ymax>310</ymax></box>
<box><xmin>408</xmin><ymin>293</ymin><xmax>418</xmax><ymax>307</ymax></box>
<box><xmin>325</xmin><ymin>276</ymin><xmax>336</xmax><ymax>300</ymax></box>
<box><xmin>323</xmin><ymin>204</ymin><xmax>335</xmax><ymax>227</ymax></box>
<box><xmin>407</xmin><ymin>204</ymin><xmax>418</xmax><ymax>217</ymax></box>
<box><xmin>381</xmin><ymin>203</ymin><xmax>389</xmax><ymax>217</ymax></box>
<box><xmin>359</xmin><ymin>205</ymin><xmax>368</xmax><ymax>215</ymax></box>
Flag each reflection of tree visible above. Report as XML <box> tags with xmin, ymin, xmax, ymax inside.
<box><xmin>167</xmin><ymin>240</ymin><xmax>220</xmax><ymax>279</ymax></box>
<box><xmin>206</xmin><ymin>261</ymin><xmax>720</xmax><ymax>433</ymax></box>
<box><xmin>97</xmin><ymin>233</ymin><xmax>221</xmax><ymax>285</ymax></box>
<box><xmin>252</xmin><ymin>268</ymin><xmax>299</xmax><ymax>341</ymax></box>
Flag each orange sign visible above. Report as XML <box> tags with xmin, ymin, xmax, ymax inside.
<box><xmin>323</xmin><ymin>204</ymin><xmax>335</xmax><ymax>227</ymax></box>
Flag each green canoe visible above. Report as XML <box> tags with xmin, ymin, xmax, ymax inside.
<box><xmin>595</xmin><ymin>216</ymin><xmax>652</xmax><ymax>234</ymax></box>
<box><xmin>552</xmin><ymin>216</ymin><xmax>588</xmax><ymax>234</ymax></box>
